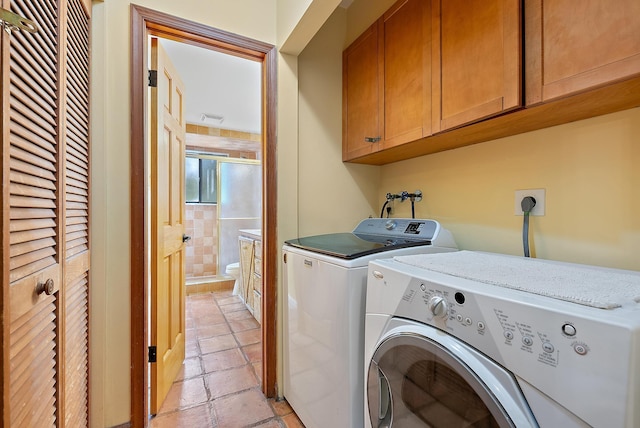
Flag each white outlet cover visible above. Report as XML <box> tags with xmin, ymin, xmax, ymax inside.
<box><xmin>514</xmin><ymin>189</ymin><xmax>545</xmax><ymax>216</ymax></box>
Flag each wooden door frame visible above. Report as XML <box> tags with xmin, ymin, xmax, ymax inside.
<box><xmin>130</xmin><ymin>5</ymin><xmax>277</xmax><ymax>426</ymax></box>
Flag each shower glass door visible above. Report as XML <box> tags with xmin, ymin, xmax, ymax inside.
<box><xmin>218</xmin><ymin>159</ymin><xmax>262</xmax><ymax>273</ymax></box>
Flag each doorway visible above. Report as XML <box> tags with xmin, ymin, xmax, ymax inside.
<box><xmin>160</xmin><ymin>37</ymin><xmax>263</xmax><ymax>294</ymax></box>
<box><xmin>130</xmin><ymin>5</ymin><xmax>277</xmax><ymax>426</ymax></box>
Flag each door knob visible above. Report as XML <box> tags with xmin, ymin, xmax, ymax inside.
<box><xmin>182</xmin><ymin>234</ymin><xmax>192</xmax><ymax>243</ymax></box>
<box><xmin>36</xmin><ymin>278</ymin><xmax>54</xmax><ymax>295</ymax></box>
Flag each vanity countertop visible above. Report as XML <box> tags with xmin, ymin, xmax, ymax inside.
<box><xmin>239</xmin><ymin>229</ymin><xmax>261</xmax><ymax>240</ymax></box>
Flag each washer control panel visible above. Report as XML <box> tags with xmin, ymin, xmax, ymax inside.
<box><xmin>353</xmin><ymin>218</ymin><xmax>438</xmax><ymax>239</ymax></box>
<box><xmin>395</xmin><ymin>281</ymin><xmax>612</xmax><ymax>366</ymax></box>
<box><xmin>367</xmin><ymin>258</ymin><xmax>639</xmax><ymax>428</ymax></box>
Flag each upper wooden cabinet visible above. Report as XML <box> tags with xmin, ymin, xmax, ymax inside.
<box><xmin>343</xmin><ymin>23</ymin><xmax>382</xmax><ymax>160</ymax></box>
<box><xmin>343</xmin><ymin>0</ymin><xmax>640</xmax><ymax>165</ymax></box>
<box><xmin>343</xmin><ymin>0</ymin><xmax>431</xmax><ymax>161</ymax></box>
<box><xmin>381</xmin><ymin>0</ymin><xmax>432</xmax><ymax>149</ymax></box>
<box><xmin>433</xmin><ymin>0</ymin><xmax>522</xmax><ymax>132</ymax></box>
<box><xmin>526</xmin><ymin>0</ymin><xmax>640</xmax><ymax>104</ymax></box>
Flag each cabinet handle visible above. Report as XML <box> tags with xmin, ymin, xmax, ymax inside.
<box><xmin>36</xmin><ymin>278</ymin><xmax>54</xmax><ymax>296</ymax></box>
<box><xmin>364</xmin><ymin>136</ymin><xmax>381</xmax><ymax>143</ymax></box>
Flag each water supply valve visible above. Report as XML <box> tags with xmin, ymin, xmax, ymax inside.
<box><xmin>407</xmin><ymin>190</ymin><xmax>423</xmax><ymax>202</ymax></box>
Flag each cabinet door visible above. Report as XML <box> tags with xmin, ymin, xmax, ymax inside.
<box><xmin>252</xmin><ymin>289</ymin><xmax>262</xmax><ymax>324</ymax></box>
<box><xmin>526</xmin><ymin>0</ymin><xmax>640</xmax><ymax>104</ymax></box>
<box><xmin>253</xmin><ymin>256</ymin><xmax>262</xmax><ymax>280</ymax></box>
<box><xmin>382</xmin><ymin>0</ymin><xmax>432</xmax><ymax>149</ymax></box>
<box><xmin>239</xmin><ymin>237</ymin><xmax>254</xmax><ymax>305</ymax></box>
<box><xmin>343</xmin><ymin>22</ymin><xmax>382</xmax><ymax>160</ymax></box>
<box><xmin>433</xmin><ymin>0</ymin><xmax>522</xmax><ymax>131</ymax></box>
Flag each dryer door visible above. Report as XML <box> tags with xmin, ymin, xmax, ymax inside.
<box><xmin>367</xmin><ymin>326</ymin><xmax>538</xmax><ymax>428</ymax></box>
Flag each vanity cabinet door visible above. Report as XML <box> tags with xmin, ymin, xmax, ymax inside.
<box><xmin>252</xmin><ymin>239</ymin><xmax>262</xmax><ymax>324</ymax></box>
<box><xmin>239</xmin><ymin>237</ymin><xmax>254</xmax><ymax>307</ymax></box>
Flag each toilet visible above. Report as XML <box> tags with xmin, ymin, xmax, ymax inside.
<box><xmin>225</xmin><ymin>262</ymin><xmax>241</xmax><ymax>295</ymax></box>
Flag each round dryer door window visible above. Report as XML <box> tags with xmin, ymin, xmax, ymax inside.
<box><xmin>368</xmin><ymin>332</ymin><xmax>522</xmax><ymax>428</ymax></box>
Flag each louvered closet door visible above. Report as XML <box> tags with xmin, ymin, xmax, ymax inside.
<box><xmin>62</xmin><ymin>0</ymin><xmax>91</xmax><ymax>426</ymax></box>
<box><xmin>1</xmin><ymin>0</ymin><xmax>91</xmax><ymax>427</ymax></box>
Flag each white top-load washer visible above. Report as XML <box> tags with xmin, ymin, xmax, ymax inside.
<box><xmin>365</xmin><ymin>251</ymin><xmax>640</xmax><ymax>428</ymax></box>
<box><xmin>282</xmin><ymin>218</ymin><xmax>457</xmax><ymax>428</ymax></box>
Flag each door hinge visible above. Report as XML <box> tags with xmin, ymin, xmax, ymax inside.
<box><xmin>148</xmin><ymin>345</ymin><xmax>157</xmax><ymax>363</ymax></box>
<box><xmin>148</xmin><ymin>69</ymin><xmax>158</xmax><ymax>87</ymax></box>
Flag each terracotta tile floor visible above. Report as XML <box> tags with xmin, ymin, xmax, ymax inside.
<box><xmin>150</xmin><ymin>291</ymin><xmax>305</xmax><ymax>428</ymax></box>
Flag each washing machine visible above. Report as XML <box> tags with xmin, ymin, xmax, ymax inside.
<box><xmin>282</xmin><ymin>218</ymin><xmax>458</xmax><ymax>428</ymax></box>
<box><xmin>365</xmin><ymin>251</ymin><xmax>640</xmax><ymax>428</ymax></box>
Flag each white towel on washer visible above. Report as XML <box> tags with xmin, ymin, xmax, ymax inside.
<box><xmin>394</xmin><ymin>251</ymin><xmax>640</xmax><ymax>309</ymax></box>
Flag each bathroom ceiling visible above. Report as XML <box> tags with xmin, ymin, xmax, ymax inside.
<box><xmin>160</xmin><ymin>38</ymin><xmax>262</xmax><ymax>152</ymax></box>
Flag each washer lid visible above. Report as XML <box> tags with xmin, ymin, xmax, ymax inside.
<box><xmin>284</xmin><ymin>232</ymin><xmax>431</xmax><ymax>260</ymax></box>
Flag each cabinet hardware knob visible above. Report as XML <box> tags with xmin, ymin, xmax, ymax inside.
<box><xmin>36</xmin><ymin>278</ymin><xmax>54</xmax><ymax>296</ymax></box>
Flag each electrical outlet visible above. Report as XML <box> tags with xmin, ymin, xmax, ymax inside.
<box><xmin>514</xmin><ymin>189</ymin><xmax>545</xmax><ymax>216</ymax></box>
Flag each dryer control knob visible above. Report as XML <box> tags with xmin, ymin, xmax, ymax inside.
<box><xmin>385</xmin><ymin>220</ymin><xmax>397</xmax><ymax>230</ymax></box>
<box><xmin>428</xmin><ymin>296</ymin><xmax>448</xmax><ymax>318</ymax></box>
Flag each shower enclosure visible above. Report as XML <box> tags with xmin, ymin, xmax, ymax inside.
<box><xmin>185</xmin><ymin>153</ymin><xmax>261</xmax><ymax>282</ymax></box>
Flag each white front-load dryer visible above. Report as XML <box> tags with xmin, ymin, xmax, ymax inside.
<box><xmin>364</xmin><ymin>251</ymin><xmax>640</xmax><ymax>428</ymax></box>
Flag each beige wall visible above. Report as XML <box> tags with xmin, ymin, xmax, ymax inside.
<box><xmin>91</xmin><ymin>0</ymin><xmax>277</xmax><ymax>426</ymax></box>
<box><xmin>297</xmin><ymin>8</ymin><xmax>380</xmax><ymax>236</ymax></box>
<box><xmin>279</xmin><ymin>0</ymin><xmax>343</xmax><ymax>54</ymax></box>
<box><xmin>344</xmin><ymin>0</ymin><xmax>395</xmax><ymax>45</ymax></box>
<box><xmin>381</xmin><ymin>108</ymin><xmax>640</xmax><ymax>271</ymax></box>
<box><xmin>275</xmin><ymin>50</ymin><xmax>299</xmax><ymax>399</ymax></box>
<box><xmin>277</xmin><ymin>0</ymin><xmax>314</xmax><ymax>47</ymax></box>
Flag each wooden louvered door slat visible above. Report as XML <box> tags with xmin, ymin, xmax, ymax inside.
<box><xmin>1</xmin><ymin>0</ymin><xmax>91</xmax><ymax>426</ymax></box>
